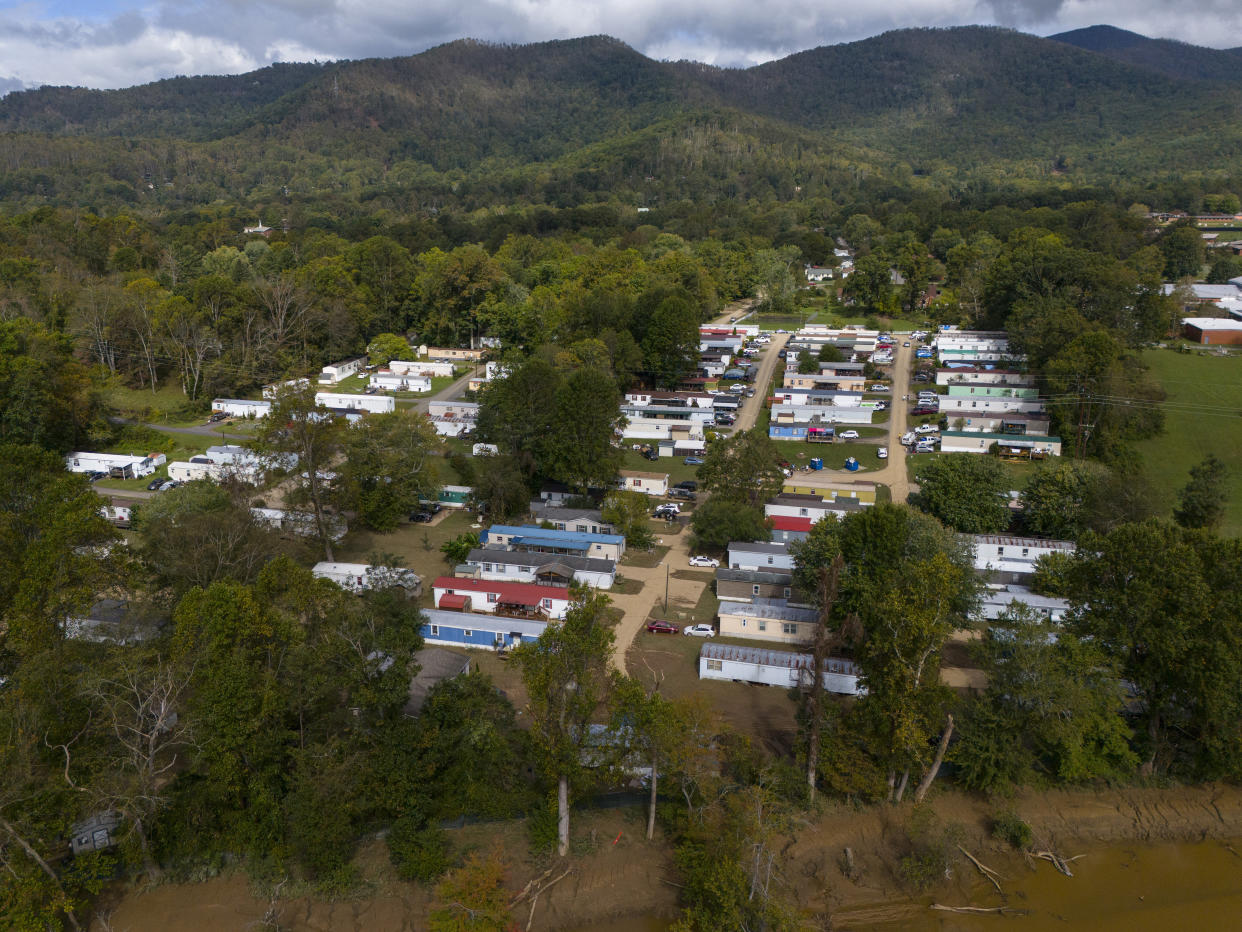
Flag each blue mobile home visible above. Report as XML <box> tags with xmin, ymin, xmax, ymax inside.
<box><xmin>419</xmin><ymin>609</ymin><xmax>547</xmax><ymax>651</ymax></box>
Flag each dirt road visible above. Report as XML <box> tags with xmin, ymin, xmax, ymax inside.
<box><xmin>734</xmin><ymin>332</ymin><xmax>789</xmax><ymax>432</ymax></box>
<box><xmin>608</xmin><ymin>528</ymin><xmax>703</xmax><ymax>674</ymax></box>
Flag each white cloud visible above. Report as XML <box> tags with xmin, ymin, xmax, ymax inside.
<box><xmin>0</xmin><ymin>0</ymin><xmax>1239</xmax><ymax>90</ymax></box>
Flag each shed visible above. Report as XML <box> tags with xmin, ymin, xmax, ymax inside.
<box><xmin>618</xmin><ymin>470</ymin><xmax>670</xmax><ymax>497</ymax></box>
<box><xmin>404</xmin><ymin>648</ymin><xmax>473</xmax><ymax>715</ymax></box>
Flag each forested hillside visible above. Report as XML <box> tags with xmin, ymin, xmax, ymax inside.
<box><xmin>1050</xmin><ymin>25</ymin><xmax>1242</xmax><ymax>83</ymax></box>
<box><xmin>4</xmin><ymin>27</ymin><xmax>1242</xmax><ymax>215</ymax></box>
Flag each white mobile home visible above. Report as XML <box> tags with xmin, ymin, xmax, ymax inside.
<box><xmin>65</xmin><ymin>452</ymin><xmax>164</xmax><ymax>478</ymax></box>
<box><xmin>938</xmin><ymin>397</ymin><xmax>1046</xmax><ymax>417</ymax></box>
<box><xmin>251</xmin><ymin>507</ymin><xmax>346</xmax><ymax>541</ymax></box>
<box><xmin>940</xmin><ymin>431</ymin><xmax>1062</xmax><ymax>458</ymax></box>
<box><xmin>314</xmin><ymin>392</ymin><xmax>395</xmax><ymax>414</ymax></box>
<box><xmin>699</xmin><ymin>643</ymin><xmax>862</xmax><ymax>695</ymax></box>
<box><xmin>728</xmin><ymin>541</ymin><xmax>794</xmax><ymax>572</ymax></box>
<box><xmin>369</xmin><ymin>371</ymin><xmax>433</xmax><ymax>393</ymax></box>
<box><xmin>935</xmin><ymin>369</ymin><xmax>1034</xmax><ymax>388</ymax></box>
<box><xmin>978</xmin><ymin>585</ymin><xmax>1069</xmax><ymax>623</ymax></box>
<box><xmin>262</xmin><ymin>378</ymin><xmax>309</xmax><ymax>398</ymax></box>
<box><xmin>618</xmin><ymin>470</ymin><xmax>670</xmax><ymax>497</ymax></box>
<box><xmin>312</xmin><ymin>562</ymin><xmax>421</xmax><ymax>597</ymax></box>
<box><xmin>390</xmin><ymin>359</ymin><xmax>457</xmax><ymax>378</ymax></box>
<box><xmin>465</xmin><ymin>548</ymin><xmax>616</xmax><ymax>590</ymax></box>
<box><xmin>318</xmin><ymin>357</ymin><xmax>366</xmax><ymax>385</ymax></box>
<box><xmin>212</xmin><ymin>398</ymin><xmax>272</xmax><ymax>419</ymax></box>
<box><xmin>970</xmin><ymin>534</ymin><xmax>1075</xmax><ymax>584</ymax></box>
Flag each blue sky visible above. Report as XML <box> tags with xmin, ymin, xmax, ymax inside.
<box><xmin>0</xmin><ymin>0</ymin><xmax>1238</xmax><ymax>92</ymax></box>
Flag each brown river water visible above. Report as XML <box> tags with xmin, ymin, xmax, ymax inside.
<box><xmin>573</xmin><ymin>839</ymin><xmax>1242</xmax><ymax>932</ymax></box>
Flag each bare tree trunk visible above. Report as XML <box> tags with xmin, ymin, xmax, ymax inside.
<box><xmin>893</xmin><ymin>770</ymin><xmax>910</xmax><ymax>804</ymax></box>
<box><xmin>914</xmin><ymin>714</ymin><xmax>954</xmax><ymax>804</ymax></box>
<box><xmin>887</xmin><ymin>770</ymin><xmax>897</xmax><ymax>803</ymax></box>
<box><xmin>647</xmin><ymin>758</ymin><xmax>658</xmax><ymax>841</ymax></box>
<box><xmin>805</xmin><ymin>557</ymin><xmax>844</xmax><ymax>805</ymax></box>
<box><xmin>557</xmin><ymin>774</ymin><xmax>570</xmax><ymax>858</ymax></box>
<box><xmin>0</xmin><ymin>816</ymin><xmax>83</xmax><ymax>932</ymax></box>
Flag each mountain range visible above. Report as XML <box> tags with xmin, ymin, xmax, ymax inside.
<box><xmin>1</xmin><ymin>25</ymin><xmax>1240</xmax><ymax>211</ymax></box>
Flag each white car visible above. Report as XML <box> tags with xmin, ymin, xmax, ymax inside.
<box><xmin>654</xmin><ymin>503</ymin><xmax>681</xmax><ymax>516</ymax></box>
<box><xmin>914</xmin><ymin>424</ymin><xmax>939</xmax><ymax>434</ymax></box>
<box><xmin>873</xmin><ymin>401</ymin><xmax>889</xmax><ymax>410</ymax></box>
<box><xmin>689</xmin><ymin>555</ymin><xmax>720</xmax><ymax>568</ymax></box>
<box><xmin>839</xmin><ymin>430</ymin><xmax>860</xmax><ymax>440</ymax></box>
<box><xmin>901</xmin><ymin>432</ymin><xmax>917</xmax><ymax>445</ymax></box>
<box><xmin>683</xmin><ymin>624</ymin><xmax>716</xmax><ymax>638</ymax></box>
<box><xmin>870</xmin><ymin>384</ymin><xmax>889</xmax><ymax>392</ymax></box>
<box><xmin>877</xmin><ymin>446</ymin><xmax>888</xmax><ymax>459</ymax></box>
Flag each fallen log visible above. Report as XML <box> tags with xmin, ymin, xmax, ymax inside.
<box><xmin>931</xmin><ymin>904</ymin><xmax>1025</xmax><ymax>916</ymax></box>
<box><xmin>1030</xmin><ymin>850</ymin><xmax>1082</xmax><ymax>877</ymax></box>
<box><xmin>957</xmin><ymin>845</ymin><xmax>1003</xmax><ymax>894</ymax></box>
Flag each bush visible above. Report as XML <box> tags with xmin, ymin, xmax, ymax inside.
<box><xmin>388</xmin><ymin>817</ymin><xmax>450</xmax><ymax>882</ymax></box>
<box><xmin>991</xmin><ymin>810</ymin><xmax>1033</xmax><ymax>850</ymax></box>
<box><xmin>527</xmin><ymin>794</ymin><xmax>559</xmax><ymax>855</ymax></box>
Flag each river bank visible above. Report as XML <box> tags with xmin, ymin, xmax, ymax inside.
<box><xmin>93</xmin><ymin>784</ymin><xmax>1242</xmax><ymax>931</ymax></box>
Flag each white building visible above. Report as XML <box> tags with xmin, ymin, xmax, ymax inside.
<box><xmin>970</xmin><ymin>534</ymin><xmax>1075</xmax><ymax>584</ymax></box>
<box><xmin>764</xmin><ymin>494</ymin><xmax>839</xmax><ymax>523</ymax></box>
<box><xmin>935</xmin><ymin>369</ymin><xmax>1034</xmax><ymax>387</ymax></box>
<box><xmin>314</xmin><ymin>392</ymin><xmax>395</xmax><ymax>414</ymax></box>
<box><xmin>390</xmin><ymin>359</ymin><xmax>457</xmax><ymax>378</ymax></box>
<box><xmin>65</xmin><ymin>452</ymin><xmax>165</xmax><ymax>478</ymax></box>
<box><xmin>938</xmin><ymin>397</ymin><xmax>1046</xmax><ymax>417</ymax></box>
<box><xmin>262</xmin><ymin>378</ymin><xmax>309</xmax><ymax>398</ymax></box>
<box><xmin>312</xmin><ymin>562</ymin><xmax>421</xmax><ymax>597</ymax></box>
<box><xmin>369</xmin><ymin>371</ymin><xmax>433</xmax><ymax>393</ymax></box>
<box><xmin>211</xmin><ymin>398</ymin><xmax>271</xmax><ymax>419</ymax></box>
<box><xmin>251</xmin><ymin>507</ymin><xmax>346</xmax><ymax>541</ymax></box>
<box><xmin>978</xmin><ymin>585</ymin><xmax>1069</xmax><ymax>623</ymax></box>
<box><xmin>617</xmin><ymin>470</ymin><xmax>669</xmax><ymax>496</ymax></box>
<box><xmin>464</xmin><ymin>548</ymin><xmax>616</xmax><ymax>590</ymax></box>
<box><xmin>698</xmin><ymin>643</ymin><xmax>862</xmax><ymax>695</ymax></box>
<box><xmin>940</xmin><ymin>431</ymin><xmax>1062</xmax><ymax>458</ymax></box>
<box><xmin>769</xmin><ymin>404</ymin><xmax>874</xmax><ymax>426</ymax></box>
<box><xmin>727</xmin><ymin>541</ymin><xmax>794</xmax><ymax>572</ymax></box>
<box><xmin>318</xmin><ymin>357</ymin><xmax>366</xmax><ymax>385</ymax></box>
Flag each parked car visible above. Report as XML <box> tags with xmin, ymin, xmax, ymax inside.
<box><xmin>683</xmin><ymin>624</ymin><xmax>716</xmax><ymax>638</ymax></box>
<box><xmin>668</xmin><ymin>488</ymin><xmax>696</xmax><ymax>501</ymax></box>
<box><xmin>777</xmin><ymin>350</ymin><xmax>787</xmax><ymax>358</ymax></box>
<box><xmin>146</xmin><ymin>477</ymin><xmax>165</xmax><ymax>491</ymax></box>
<box><xmin>654</xmin><ymin>503</ymin><xmax>681</xmax><ymax>517</ymax></box>
<box><xmin>728</xmin><ymin>383</ymin><xmax>746</xmax><ymax>394</ymax></box>
<box><xmin>684</xmin><ymin>456</ymin><xmax>705</xmax><ymax>465</ymax></box>
<box><xmin>903</xmin><ymin>341</ymin><xmax>911</xmax><ymax>347</ymax></box>
<box><xmin>688</xmin><ymin>555</ymin><xmax>720</xmax><ymax>568</ymax></box>
<box><xmin>207</xmin><ymin>412</ymin><xmax>228</xmax><ymax>423</ymax></box>
<box><xmin>675</xmin><ymin>480</ymin><xmax>698</xmax><ymax>491</ymax></box>
<box><xmin>642</xmin><ymin>448</ymin><xmax>659</xmax><ymax>461</ymax></box>
<box><xmin>411</xmin><ymin>510</ymin><xmax>437</xmax><ymax>523</ymax></box>
<box><xmin>873</xmin><ymin>401</ymin><xmax>888</xmax><ymax>410</ymax></box>
<box><xmin>838</xmin><ymin>430</ymin><xmax>860</xmax><ymax>440</ymax></box>
<box><xmin>870</xmin><ymin>384</ymin><xmax>889</xmax><ymax>392</ymax></box>
<box><xmin>913</xmin><ymin>372</ymin><xmax>931</xmax><ymax>383</ymax></box>
<box><xmin>646</xmin><ymin>619</ymin><xmax>681</xmax><ymax>634</ymax></box>
<box><xmin>915</xmin><ymin>424</ymin><xmax>939</xmax><ymax>434</ymax></box>
<box><xmin>877</xmin><ymin>446</ymin><xmax>888</xmax><ymax>459</ymax></box>
<box><xmin>745</xmin><ymin>388</ymin><xmax>755</xmax><ymax>397</ymax></box>
<box><xmin>158</xmin><ymin>480</ymin><xmax>179</xmax><ymax>491</ymax></box>
<box><xmin>911</xmin><ymin>406</ymin><xmax>939</xmax><ymax>416</ymax></box>
<box><xmin>914</xmin><ymin>440</ymin><xmax>937</xmax><ymax>453</ymax></box>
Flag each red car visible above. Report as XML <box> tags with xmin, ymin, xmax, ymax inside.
<box><xmin>645</xmin><ymin>619</ymin><xmax>681</xmax><ymax>634</ymax></box>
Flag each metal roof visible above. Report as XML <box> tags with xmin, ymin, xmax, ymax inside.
<box><xmin>700</xmin><ymin>641</ymin><xmax>858</xmax><ymax>675</ymax></box>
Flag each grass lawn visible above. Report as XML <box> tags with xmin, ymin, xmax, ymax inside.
<box><xmin>105</xmin><ymin>381</ymin><xmax>208</xmax><ymax>425</ymax></box>
<box><xmin>336</xmin><ymin>509</ymin><xmax>482</xmax><ymax>597</ymax></box>
<box><xmin>1135</xmin><ymin>348</ymin><xmax>1242</xmax><ymax>536</ymax></box>
<box><xmin>619</xmin><ymin>449</ymin><xmax>701</xmax><ymax>487</ymax></box>
<box><xmin>621</xmin><ymin>545</ymin><xmax>671</xmax><ymax>569</ymax></box>
<box><xmin>770</xmin><ymin>439</ymin><xmax>887</xmax><ymax>472</ymax></box>
<box><xmin>906</xmin><ymin>452</ymin><xmax>1040</xmax><ymax>492</ymax></box>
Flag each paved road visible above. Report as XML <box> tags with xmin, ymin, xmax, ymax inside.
<box><xmin>776</xmin><ymin>338</ymin><xmax>915</xmax><ymax>503</ymax></box>
<box><xmin>400</xmin><ymin>363</ymin><xmax>482</xmax><ymax>414</ymax></box>
<box><xmin>734</xmin><ymin>333</ymin><xmax>789</xmax><ymax>432</ymax></box>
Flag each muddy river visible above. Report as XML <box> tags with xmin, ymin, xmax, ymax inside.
<box><xmin>571</xmin><ymin>839</ymin><xmax>1242</xmax><ymax>932</ymax></box>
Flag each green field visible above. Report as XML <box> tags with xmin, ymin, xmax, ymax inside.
<box><xmin>771</xmin><ymin>438</ymin><xmax>886</xmax><ymax>471</ymax></box>
<box><xmin>105</xmin><ymin>381</ymin><xmax>209</xmax><ymax>426</ymax></box>
<box><xmin>1135</xmin><ymin>348</ymin><xmax>1242</xmax><ymax>536</ymax></box>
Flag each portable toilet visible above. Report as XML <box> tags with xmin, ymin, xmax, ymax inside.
<box><xmin>809</xmin><ymin>458</ymin><xmax>823</xmax><ymax>471</ymax></box>
<box><xmin>844</xmin><ymin>457</ymin><xmax>860</xmax><ymax>472</ymax></box>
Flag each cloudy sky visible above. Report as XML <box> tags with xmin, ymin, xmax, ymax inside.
<box><xmin>0</xmin><ymin>0</ymin><xmax>1237</xmax><ymax>93</ymax></box>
